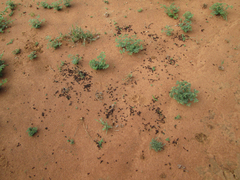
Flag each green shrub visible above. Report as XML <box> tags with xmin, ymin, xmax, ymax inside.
<box><xmin>96</xmin><ymin>118</ymin><xmax>112</xmax><ymax>134</ymax></box>
<box><xmin>169</xmin><ymin>81</ymin><xmax>199</xmax><ymax>106</ymax></box>
<box><xmin>29</xmin><ymin>16</ymin><xmax>45</xmax><ymax>29</ymax></box>
<box><xmin>68</xmin><ymin>25</ymin><xmax>97</xmax><ymax>45</ymax></box>
<box><xmin>209</xmin><ymin>3</ymin><xmax>233</xmax><ymax>21</ymax></box>
<box><xmin>161</xmin><ymin>25</ymin><xmax>174</xmax><ymax>36</ymax></box>
<box><xmin>89</xmin><ymin>52</ymin><xmax>109</xmax><ymax>70</ymax></box>
<box><xmin>161</xmin><ymin>3</ymin><xmax>179</xmax><ymax>19</ymax></box>
<box><xmin>26</xmin><ymin>127</ymin><xmax>38</xmax><ymax>136</ymax></box>
<box><xmin>179</xmin><ymin>11</ymin><xmax>193</xmax><ymax>33</ymax></box>
<box><xmin>46</xmin><ymin>34</ymin><xmax>62</xmax><ymax>49</ymax></box>
<box><xmin>0</xmin><ymin>79</ymin><xmax>7</xmax><ymax>89</ymax></box>
<box><xmin>0</xmin><ymin>7</ymin><xmax>13</xmax><ymax>33</ymax></box>
<box><xmin>6</xmin><ymin>0</ymin><xmax>16</xmax><ymax>10</ymax></box>
<box><xmin>150</xmin><ymin>138</ymin><xmax>165</xmax><ymax>152</ymax></box>
<box><xmin>183</xmin><ymin>11</ymin><xmax>194</xmax><ymax>21</ymax></box>
<box><xmin>63</xmin><ymin>0</ymin><xmax>72</xmax><ymax>7</ymax></box>
<box><xmin>28</xmin><ymin>51</ymin><xmax>37</xmax><ymax>60</ymax></box>
<box><xmin>0</xmin><ymin>53</ymin><xmax>6</xmax><ymax>77</ymax></box>
<box><xmin>51</xmin><ymin>1</ymin><xmax>62</xmax><ymax>11</ymax></box>
<box><xmin>115</xmin><ymin>34</ymin><xmax>143</xmax><ymax>55</ymax></box>
<box><xmin>12</xmin><ymin>48</ymin><xmax>21</xmax><ymax>54</ymax></box>
<box><xmin>68</xmin><ymin>54</ymin><xmax>82</xmax><ymax>65</ymax></box>
<box><xmin>40</xmin><ymin>1</ymin><xmax>52</xmax><ymax>9</ymax></box>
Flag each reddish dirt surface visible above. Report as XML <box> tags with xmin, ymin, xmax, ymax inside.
<box><xmin>0</xmin><ymin>0</ymin><xmax>240</xmax><ymax>179</ymax></box>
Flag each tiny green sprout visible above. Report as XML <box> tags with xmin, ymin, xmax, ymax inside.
<box><xmin>68</xmin><ymin>54</ymin><xmax>82</xmax><ymax>65</ymax></box>
<box><xmin>12</xmin><ymin>48</ymin><xmax>21</xmax><ymax>54</ymax></box>
<box><xmin>6</xmin><ymin>39</ymin><xmax>14</xmax><ymax>45</ymax></box>
<box><xmin>29</xmin><ymin>16</ymin><xmax>45</xmax><ymax>29</ymax></box>
<box><xmin>165</xmin><ymin>137</ymin><xmax>170</xmax><ymax>141</ymax></box>
<box><xmin>124</xmin><ymin>15</ymin><xmax>127</xmax><ymax>18</ymax></box>
<box><xmin>26</xmin><ymin>127</ymin><xmax>38</xmax><ymax>136</ymax></box>
<box><xmin>98</xmin><ymin>138</ymin><xmax>104</xmax><ymax>148</ymax></box>
<box><xmin>28</xmin><ymin>51</ymin><xmax>37</xmax><ymax>60</ymax></box>
<box><xmin>96</xmin><ymin>118</ymin><xmax>112</xmax><ymax>134</ymax></box>
<box><xmin>67</xmin><ymin>139</ymin><xmax>74</xmax><ymax>144</ymax></box>
<box><xmin>152</xmin><ymin>95</ymin><xmax>158</xmax><ymax>101</ymax></box>
<box><xmin>152</xmin><ymin>66</ymin><xmax>155</xmax><ymax>71</ymax></box>
<box><xmin>161</xmin><ymin>25</ymin><xmax>174</xmax><ymax>36</ymax></box>
<box><xmin>137</xmin><ymin>8</ymin><xmax>143</xmax><ymax>12</ymax></box>
<box><xmin>35</xmin><ymin>42</ymin><xmax>39</xmax><ymax>46</ymax></box>
<box><xmin>174</xmin><ymin>115</ymin><xmax>181</xmax><ymax>119</ymax></box>
<box><xmin>104</xmin><ymin>0</ymin><xmax>109</xmax><ymax>4</ymax></box>
<box><xmin>90</xmin><ymin>16</ymin><xmax>93</xmax><ymax>18</ymax></box>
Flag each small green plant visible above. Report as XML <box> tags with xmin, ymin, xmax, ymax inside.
<box><xmin>46</xmin><ymin>34</ymin><xmax>62</xmax><ymax>49</ymax></box>
<box><xmin>182</xmin><ymin>11</ymin><xmax>194</xmax><ymax>21</ymax></box>
<box><xmin>6</xmin><ymin>39</ymin><xmax>14</xmax><ymax>45</ymax></box>
<box><xmin>123</xmin><ymin>73</ymin><xmax>133</xmax><ymax>82</ymax></box>
<box><xmin>40</xmin><ymin>1</ymin><xmax>52</xmax><ymax>9</ymax></box>
<box><xmin>35</xmin><ymin>42</ymin><xmax>39</xmax><ymax>46</ymax></box>
<box><xmin>67</xmin><ymin>138</ymin><xmax>74</xmax><ymax>144</ymax></box>
<box><xmin>68</xmin><ymin>54</ymin><xmax>82</xmax><ymax>65</ymax></box>
<box><xmin>29</xmin><ymin>12</ymin><xmax>35</xmax><ymax>17</ymax></box>
<box><xmin>152</xmin><ymin>95</ymin><xmax>158</xmax><ymax>101</ymax></box>
<box><xmin>115</xmin><ymin>34</ymin><xmax>143</xmax><ymax>55</ymax></box>
<box><xmin>96</xmin><ymin>118</ymin><xmax>112</xmax><ymax>134</ymax></box>
<box><xmin>12</xmin><ymin>48</ymin><xmax>21</xmax><ymax>54</ymax></box>
<box><xmin>161</xmin><ymin>3</ymin><xmax>179</xmax><ymax>19</ymax></box>
<box><xmin>0</xmin><ymin>79</ymin><xmax>7</xmax><ymax>89</ymax></box>
<box><xmin>150</xmin><ymin>138</ymin><xmax>165</xmax><ymax>152</ymax></box>
<box><xmin>152</xmin><ymin>66</ymin><xmax>155</xmax><ymax>71</ymax></box>
<box><xmin>57</xmin><ymin>61</ymin><xmax>65</xmax><ymax>71</ymax></box>
<box><xmin>161</xmin><ymin>25</ymin><xmax>174</xmax><ymax>36</ymax></box>
<box><xmin>179</xmin><ymin>11</ymin><xmax>193</xmax><ymax>33</ymax></box>
<box><xmin>51</xmin><ymin>1</ymin><xmax>62</xmax><ymax>11</ymax></box>
<box><xmin>174</xmin><ymin>115</ymin><xmax>181</xmax><ymax>119</ymax></box>
<box><xmin>28</xmin><ymin>51</ymin><xmax>37</xmax><ymax>60</ymax></box>
<box><xmin>63</xmin><ymin>0</ymin><xmax>72</xmax><ymax>7</ymax></box>
<box><xmin>26</xmin><ymin>127</ymin><xmax>38</xmax><ymax>136</ymax></box>
<box><xmin>137</xmin><ymin>8</ymin><xmax>143</xmax><ymax>12</ymax></box>
<box><xmin>0</xmin><ymin>53</ymin><xmax>6</xmax><ymax>77</ymax></box>
<box><xmin>169</xmin><ymin>81</ymin><xmax>199</xmax><ymax>106</ymax></box>
<box><xmin>181</xmin><ymin>34</ymin><xmax>186</xmax><ymax>41</ymax></box>
<box><xmin>104</xmin><ymin>0</ymin><xmax>109</xmax><ymax>4</ymax></box>
<box><xmin>68</xmin><ymin>25</ymin><xmax>97</xmax><ymax>45</ymax></box>
<box><xmin>6</xmin><ymin>0</ymin><xmax>16</xmax><ymax>10</ymax></box>
<box><xmin>9</xmin><ymin>10</ymin><xmax>14</xmax><ymax>16</ymax></box>
<box><xmin>0</xmin><ymin>7</ymin><xmax>13</xmax><ymax>33</ymax></box>
<box><xmin>89</xmin><ymin>52</ymin><xmax>109</xmax><ymax>70</ymax></box>
<box><xmin>98</xmin><ymin>138</ymin><xmax>104</xmax><ymax>148</ymax></box>
<box><xmin>209</xmin><ymin>3</ymin><xmax>233</xmax><ymax>21</ymax></box>
<box><xmin>29</xmin><ymin>16</ymin><xmax>45</xmax><ymax>29</ymax></box>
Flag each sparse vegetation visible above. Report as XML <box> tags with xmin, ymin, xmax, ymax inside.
<box><xmin>0</xmin><ymin>7</ymin><xmax>13</xmax><ymax>33</ymax></box>
<box><xmin>161</xmin><ymin>3</ymin><xmax>179</xmax><ymax>19</ymax></box>
<box><xmin>28</xmin><ymin>51</ymin><xmax>37</xmax><ymax>60</ymax></box>
<box><xmin>63</xmin><ymin>0</ymin><xmax>72</xmax><ymax>7</ymax></box>
<box><xmin>68</xmin><ymin>54</ymin><xmax>82</xmax><ymax>65</ymax></box>
<box><xmin>51</xmin><ymin>1</ymin><xmax>62</xmax><ymax>11</ymax></box>
<box><xmin>12</xmin><ymin>48</ymin><xmax>21</xmax><ymax>54</ymax></box>
<box><xmin>29</xmin><ymin>16</ymin><xmax>45</xmax><ymax>29</ymax></box>
<box><xmin>169</xmin><ymin>81</ymin><xmax>199</xmax><ymax>106</ymax></box>
<box><xmin>96</xmin><ymin>118</ymin><xmax>112</xmax><ymax>134</ymax></box>
<box><xmin>6</xmin><ymin>0</ymin><xmax>16</xmax><ymax>10</ymax></box>
<box><xmin>89</xmin><ymin>52</ymin><xmax>109</xmax><ymax>70</ymax></box>
<box><xmin>26</xmin><ymin>127</ymin><xmax>38</xmax><ymax>136</ymax></box>
<box><xmin>46</xmin><ymin>34</ymin><xmax>63</xmax><ymax>49</ymax></box>
<box><xmin>161</xmin><ymin>25</ymin><xmax>174</xmax><ymax>36</ymax></box>
<box><xmin>179</xmin><ymin>12</ymin><xmax>194</xmax><ymax>33</ymax></box>
<box><xmin>115</xmin><ymin>34</ymin><xmax>143</xmax><ymax>55</ymax></box>
<box><xmin>98</xmin><ymin>138</ymin><xmax>104</xmax><ymax>148</ymax></box>
<box><xmin>67</xmin><ymin>138</ymin><xmax>75</xmax><ymax>144</ymax></box>
<box><xmin>0</xmin><ymin>79</ymin><xmax>7</xmax><ymax>89</ymax></box>
<box><xmin>40</xmin><ymin>1</ymin><xmax>52</xmax><ymax>9</ymax></box>
<box><xmin>137</xmin><ymin>8</ymin><xmax>143</xmax><ymax>12</ymax></box>
<box><xmin>150</xmin><ymin>138</ymin><xmax>165</xmax><ymax>152</ymax></box>
<box><xmin>209</xmin><ymin>3</ymin><xmax>233</xmax><ymax>21</ymax></box>
<box><xmin>175</xmin><ymin>115</ymin><xmax>181</xmax><ymax>119</ymax></box>
<box><xmin>6</xmin><ymin>39</ymin><xmax>14</xmax><ymax>45</ymax></box>
<box><xmin>0</xmin><ymin>53</ymin><xmax>6</xmax><ymax>77</ymax></box>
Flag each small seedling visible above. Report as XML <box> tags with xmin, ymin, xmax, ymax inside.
<box><xmin>40</xmin><ymin>1</ymin><xmax>52</xmax><ymax>9</ymax></box>
<box><xmin>137</xmin><ymin>8</ymin><xmax>143</xmax><ymax>12</ymax></box>
<box><xmin>218</xmin><ymin>60</ymin><xmax>224</xmax><ymax>71</ymax></box>
<box><xmin>35</xmin><ymin>42</ymin><xmax>39</xmax><ymax>46</ymax></box>
<box><xmin>98</xmin><ymin>138</ymin><xmax>104</xmax><ymax>148</ymax></box>
<box><xmin>6</xmin><ymin>39</ymin><xmax>14</xmax><ymax>45</ymax></box>
<box><xmin>161</xmin><ymin>25</ymin><xmax>174</xmax><ymax>36</ymax></box>
<box><xmin>29</xmin><ymin>15</ymin><xmax>45</xmax><ymax>29</ymax></box>
<box><xmin>89</xmin><ymin>52</ymin><xmax>109</xmax><ymax>70</ymax></box>
<box><xmin>96</xmin><ymin>118</ymin><xmax>112</xmax><ymax>134</ymax></box>
<box><xmin>6</xmin><ymin>0</ymin><xmax>16</xmax><ymax>10</ymax></box>
<box><xmin>181</xmin><ymin>34</ymin><xmax>186</xmax><ymax>41</ymax></box>
<box><xmin>169</xmin><ymin>81</ymin><xmax>199</xmax><ymax>106</ymax></box>
<box><xmin>174</xmin><ymin>115</ymin><xmax>181</xmax><ymax>119</ymax></box>
<box><xmin>68</xmin><ymin>54</ymin><xmax>82</xmax><ymax>65</ymax></box>
<box><xmin>152</xmin><ymin>66</ymin><xmax>155</xmax><ymax>71</ymax></box>
<box><xmin>179</xmin><ymin>20</ymin><xmax>192</xmax><ymax>33</ymax></box>
<box><xmin>152</xmin><ymin>95</ymin><xmax>158</xmax><ymax>101</ymax></box>
<box><xmin>28</xmin><ymin>51</ymin><xmax>37</xmax><ymax>60</ymax></box>
<box><xmin>183</xmin><ymin>11</ymin><xmax>194</xmax><ymax>21</ymax></box>
<box><xmin>209</xmin><ymin>3</ymin><xmax>233</xmax><ymax>21</ymax></box>
<box><xmin>26</xmin><ymin>127</ymin><xmax>38</xmax><ymax>136</ymax></box>
<box><xmin>123</xmin><ymin>73</ymin><xmax>133</xmax><ymax>82</ymax></box>
<box><xmin>0</xmin><ymin>79</ymin><xmax>7</xmax><ymax>89</ymax></box>
<box><xmin>165</xmin><ymin>137</ymin><xmax>170</xmax><ymax>142</ymax></box>
<box><xmin>57</xmin><ymin>61</ymin><xmax>65</xmax><ymax>71</ymax></box>
<box><xmin>46</xmin><ymin>34</ymin><xmax>63</xmax><ymax>49</ymax></box>
<box><xmin>67</xmin><ymin>139</ymin><xmax>74</xmax><ymax>144</ymax></box>
<box><xmin>115</xmin><ymin>34</ymin><xmax>143</xmax><ymax>55</ymax></box>
<box><xmin>29</xmin><ymin>12</ymin><xmax>35</xmax><ymax>17</ymax></box>
<box><xmin>12</xmin><ymin>48</ymin><xmax>21</xmax><ymax>54</ymax></box>
<box><xmin>63</xmin><ymin>0</ymin><xmax>72</xmax><ymax>7</ymax></box>
<box><xmin>104</xmin><ymin>0</ymin><xmax>109</xmax><ymax>4</ymax></box>
<box><xmin>51</xmin><ymin>1</ymin><xmax>62</xmax><ymax>11</ymax></box>
<box><xmin>150</xmin><ymin>138</ymin><xmax>165</xmax><ymax>152</ymax></box>
<box><xmin>161</xmin><ymin>3</ymin><xmax>179</xmax><ymax>19</ymax></box>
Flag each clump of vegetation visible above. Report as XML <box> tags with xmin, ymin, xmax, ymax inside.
<box><xmin>89</xmin><ymin>52</ymin><xmax>109</xmax><ymax>70</ymax></box>
<box><xmin>63</xmin><ymin>0</ymin><xmax>72</xmax><ymax>7</ymax></box>
<box><xmin>46</xmin><ymin>34</ymin><xmax>63</xmax><ymax>49</ymax></box>
<box><xmin>169</xmin><ymin>81</ymin><xmax>199</xmax><ymax>106</ymax></box>
<box><xmin>26</xmin><ymin>127</ymin><xmax>38</xmax><ymax>136</ymax></box>
<box><xmin>161</xmin><ymin>25</ymin><xmax>174</xmax><ymax>36</ymax></box>
<box><xmin>68</xmin><ymin>25</ymin><xmax>97</xmax><ymax>45</ymax></box>
<box><xmin>179</xmin><ymin>11</ymin><xmax>194</xmax><ymax>33</ymax></box>
<box><xmin>98</xmin><ymin>138</ymin><xmax>104</xmax><ymax>148</ymax></box>
<box><xmin>115</xmin><ymin>34</ymin><xmax>143</xmax><ymax>55</ymax></box>
<box><xmin>0</xmin><ymin>7</ymin><xmax>13</xmax><ymax>33</ymax></box>
<box><xmin>209</xmin><ymin>3</ymin><xmax>233</xmax><ymax>21</ymax></box>
<box><xmin>51</xmin><ymin>1</ymin><xmax>62</xmax><ymax>11</ymax></box>
<box><xmin>67</xmin><ymin>138</ymin><xmax>74</xmax><ymax>144</ymax></box>
<box><xmin>57</xmin><ymin>61</ymin><xmax>65</xmax><ymax>72</ymax></box>
<box><xmin>40</xmin><ymin>1</ymin><xmax>53</xmax><ymax>9</ymax></box>
<box><xmin>28</xmin><ymin>51</ymin><xmax>37</xmax><ymax>60</ymax></box>
<box><xmin>96</xmin><ymin>118</ymin><xmax>112</xmax><ymax>134</ymax></box>
<box><xmin>12</xmin><ymin>48</ymin><xmax>21</xmax><ymax>55</ymax></box>
<box><xmin>104</xmin><ymin>0</ymin><xmax>109</xmax><ymax>4</ymax></box>
<box><xmin>0</xmin><ymin>53</ymin><xmax>6</xmax><ymax>77</ymax></box>
<box><xmin>6</xmin><ymin>0</ymin><xmax>16</xmax><ymax>10</ymax></box>
<box><xmin>68</xmin><ymin>54</ymin><xmax>82</xmax><ymax>65</ymax></box>
<box><xmin>183</xmin><ymin>11</ymin><xmax>194</xmax><ymax>21</ymax></box>
<box><xmin>161</xmin><ymin>3</ymin><xmax>179</xmax><ymax>19</ymax></box>
<box><xmin>29</xmin><ymin>15</ymin><xmax>45</xmax><ymax>29</ymax></box>
<box><xmin>150</xmin><ymin>138</ymin><xmax>165</xmax><ymax>152</ymax></box>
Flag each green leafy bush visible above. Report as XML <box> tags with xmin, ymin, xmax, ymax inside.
<box><xmin>63</xmin><ymin>0</ymin><xmax>72</xmax><ymax>7</ymax></box>
<box><xmin>0</xmin><ymin>53</ymin><xmax>6</xmax><ymax>77</ymax></box>
<box><xmin>46</xmin><ymin>34</ymin><xmax>63</xmax><ymax>49</ymax></box>
<box><xmin>161</xmin><ymin>25</ymin><xmax>174</xmax><ymax>36</ymax></box>
<box><xmin>12</xmin><ymin>48</ymin><xmax>21</xmax><ymax>54</ymax></box>
<box><xmin>26</xmin><ymin>127</ymin><xmax>38</xmax><ymax>136</ymax></box>
<box><xmin>29</xmin><ymin>16</ymin><xmax>45</xmax><ymax>29</ymax></box>
<box><xmin>68</xmin><ymin>25</ymin><xmax>97</xmax><ymax>45</ymax></box>
<box><xmin>0</xmin><ymin>7</ymin><xmax>13</xmax><ymax>33</ymax></box>
<box><xmin>115</xmin><ymin>34</ymin><xmax>143</xmax><ymax>55</ymax></box>
<box><xmin>161</xmin><ymin>3</ymin><xmax>179</xmax><ymax>19</ymax></box>
<box><xmin>0</xmin><ymin>79</ymin><xmax>7</xmax><ymax>89</ymax></box>
<box><xmin>96</xmin><ymin>118</ymin><xmax>112</xmax><ymax>134</ymax></box>
<box><xmin>183</xmin><ymin>11</ymin><xmax>194</xmax><ymax>21</ymax></box>
<box><xmin>68</xmin><ymin>54</ymin><xmax>82</xmax><ymax>65</ymax></box>
<box><xmin>89</xmin><ymin>52</ymin><xmax>109</xmax><ymax>70</ymax></box>
<box><xmin>28</xmin><ymin>51</ymin><xmax>37</xmax><ymax>60</ymax></box>
<box><xmin>51</xmin><ymin>1</ymin><xmax>62</xmax><ymax>11</ymax></box>
<box><xmin>169</xmin><ymin>81</ymin><xmax>199</xmax><ymax>106</ymax></box>
<box><xmin>40</xmin><ymin>1</ymin><xmax>52</xmax><ymax>9</ymax></box>
<box><xmin>6</xmin><ymin>0</ymin><xmax>16</xmax><ymax>10</ymax></box>
<box><xmin>179</xmin><ymin>12</ymin><xmax>193</xmax><ymax>33</ymax></box>
<box><xmin>209</xmin><ymin>3</ymin><xmax>233</xmax><ymax>20</ymax></box>
<box><xmin>150</xmin><ymin>138</ymin><xmax>165</xmax><ymax>152</ymax></box>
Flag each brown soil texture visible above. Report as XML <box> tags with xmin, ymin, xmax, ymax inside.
<box><xmin>0</xmin><ymin>0</ymin><xmax>240</xmax><ymax>180</ymax></box>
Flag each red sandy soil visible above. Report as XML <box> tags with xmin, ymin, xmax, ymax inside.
<box><xmin>0</xmin><ymin>0</ymin><xmax>240</xmax><ymax>179</ymax></box>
